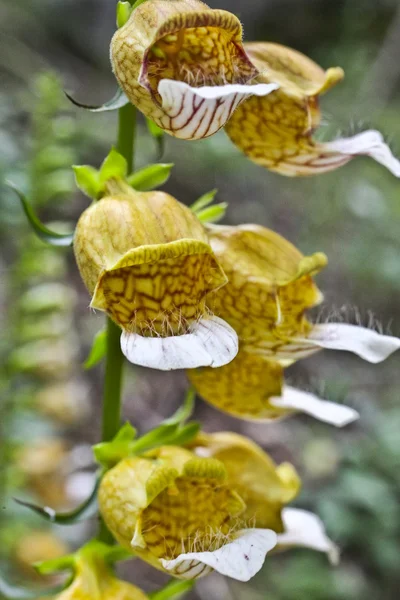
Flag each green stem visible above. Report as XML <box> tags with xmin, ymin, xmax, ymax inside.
<box><xmin>98</xmin><ymin>103</ymin><xmax>136</xmax><ymax>543</ymax></box>
<box><xmin>149</xmin><ymin>579</ymin><xmax>194</xmax><ymax>600</ymax></box>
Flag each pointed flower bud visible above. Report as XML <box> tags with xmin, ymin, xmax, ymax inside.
<box><xmin>73</xmin><ymin>183</ymin><xmax>238</xmax><ymax>370</ymax></box>
<box><xmin>191</xmin><ymin>432</ymin><xmax>338</xmax><ymax>563</ymax></box>
<box><xmin>188</xmin><ymin>348</ymin><xmax>359</xmax><ymax>427</ymax></box>
<box><xmin>98</xmin><ymin>446</ymin><xmax>277</xmax><ymax>581</ymax></box>
<box><xmin>111</xmin><ymin>0</ymin><xmax>277</xmax><ymax>139</ymax></box>
<box><xmin>225</xmin><ymin>42</ymin><xmax>400</xmax><ymax>177</ymax></box>
<box><xmin>206</xmin><ymin>223</ymin><xmax>400</xmax><ymax>365</ymax></box>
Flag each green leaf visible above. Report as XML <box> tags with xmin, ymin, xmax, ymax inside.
<box><xmin>196</xmin><ymin>202</ymin><xmax>228</xmax><ymax>224</ymax></box>
<box><xmin>6</xmin><ymin>182</ymin><xmax>74</xmax><ymax>246</ymax></box>
<box><xmin>168</xmin><ymin>422</ymin><xmax>201</xmax><ymax>446</ymax></box>
<box><xmin>73</xmin><ymin>165</ymin><xmax>101</xmax><ymax>199</ymax></box>
<box><xmin>164</xmin><ymin>387</ymin><xmax>195</xmax><ymax>426</ymax></box>
<box><xmin>115</xmin><ymin>421</ymin><xmax>138</xmax><ymax>442</ymax></box>
<box><xmin>127</xmin><ymin>163</ymin><xmax>174</xmax><ymax>191</ymax></box>
<box><xmin>149</xmin><ymin>579</ymin><xmax>194</xmax><ymax>600</ymax></box>
<box><xmin>65</xmin><ymin>87</ymin><xmax>129</xmax><ymax>112</ymax></box>
<box><xmin>117</xmin><ymin>1</ymin><xmax>132</xmax><ymax>27</ymax></box>
<box><xmin>190</xmin><ymin>188</ymin><xmax>218</xmax><ymax>213</ymax></box>
<box><xmin>14</xmin><ymin>474</ymin><xmax>100</xmax><ymax>525</ymax></box>
<box><xmin>93</xmin><ymin>422</ymin><xmax>137</xmax><ymax>468</ymax></box>
<box><xmin>100</xmin><ymin>147</ymin><xmax>128</xmax><ymax>184</ymax></box>
<box><xmin>84</xmin><ymin>328</ymin><xmax>107</xmax><ymax>369</ymax></box>
<box><xmin>34</xmin><ymin>555</ymin><xmax>75</xmax><ymax>576</ymax></box>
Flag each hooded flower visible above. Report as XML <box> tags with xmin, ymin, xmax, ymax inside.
<box><xmin>224</xmin><ymin>42</ymin><xmax>400</xmax><ymax>177</ymax></box>
<box><xmin>54</xmin><ymin>544</ymin><xmax>149</xmax><ymax>600</ymax></box>
<box><xmin>111</xmin><ymin>0</ymin><xmax>277</xmax><ymax>139</ymax></box>
<box><xmin>98</xmin><ymin>446</ymin><xmax>277</xmax><ymax>581</ymax></box>
<box><xmin>205</xmin><ymin>223</ymin><xmax>400</xmax><ymax>365</ymax></box>
<box><xmin>190</xmin><ymin>431</ymin><xmax>338</xmax><ymax>562</ymax></box>
<box><xmin>74</xmin><ymin>182</ymin><xmax>238</xmax><ymax>370</ymax></box>
<box><xmin>187</xmin><ymin>348</ymin><xmax>359</xmax><ymax>427</ymax></box>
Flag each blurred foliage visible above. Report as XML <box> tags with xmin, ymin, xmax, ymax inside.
<box><xmin>0</xmin><ymin>0</ymin><xmax>400</xmax><ymax>599</ymax></box>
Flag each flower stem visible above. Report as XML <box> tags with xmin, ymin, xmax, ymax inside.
<box><xmin>98</xmin><ymin>103</ymin><xmax>136</xmax><ymax>543</ymax></box>
<box><xmin>149</xmin><ymin>579</ymin><xmax>194</xmax><ymax>600</ymax></box>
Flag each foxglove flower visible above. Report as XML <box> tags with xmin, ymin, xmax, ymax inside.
<box><xmin>188</xmin><ymin>348</ymin><xmax>359</xmax><ymax>426</ymax></box>
<box><xmin>191</xmin><ymin>431</ymin><xmax>338</xmax><ymax>562</ymax></box>
<box><xmin>206</xmin><ymin>223</ymin><xmax>400</xmax><ymax>364</ymax></box>
<box><xmin>225</xmin><ymin>42</ymin><xmax>400</xmax><ymax>177</ymax></box>
<box><xmin>111</xmin><ymin>0</ymin><xmax>277</xmax><ymax>139</ymax></box>
<box><xmin>74</xmin><ymin>183</ymin><xmax>238</xmax><ymax>370</ymax></box>
<box><xmin>98</xmin><ymin>446</ymin><xmax>277</xmax><ymax>581</ymax></box>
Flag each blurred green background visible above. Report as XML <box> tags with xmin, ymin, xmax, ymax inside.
<box><xmin>0</xmin><ymin>0</ymin><xmax>400</xmax><ymax>599</ymax></box>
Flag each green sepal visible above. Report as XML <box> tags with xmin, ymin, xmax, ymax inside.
<box><xmin>6</xmin><ymin>182</ymin><xmax>74</xmax><ymax>246</ymax></box>
<box><xmin>117</xmin><ymin>1</ymin><xmax>132</xmax><ymax>27</ymax></box>
<box><xmin>127</xmin><ymin>163</ymin><xmax>174</xmax><ymax>191</ymax></box>
<box><xmin>190</xmin><ymin>189</ymin><xmax>218</xmax><ymax>213</ymax></box>
<box><xmin>99</xmin><ymin>147</ymin><xmax>128</xmax><ymax>184</ymax></box>
<box><xmin>0</xmin><ymin>573</ymin><xmax>63</xmax><ymax>599</ymax></box>
<box><xmin>164</xmin><ymin>387</ymin><xmax>195</xmax><ymax>425</ymax></box>
<box><xmin>146</xmin><ymin>118</ymin><xmax>165</xmax><ymax>159</ymax></box>
<box><xmin>93</xmin><ymin>422</ymin><xmax>138</xmax><ymax>468</ymax></box>
<box><xmin>149</xmin><ymin>579</ymin><xmax>194</xmax><ymax>600</ymax></box>
<box><xmin>84</xmin><ymin>327</ymin><xmax>107</xmax><ymax>369</ymax></box>
<box><xmin>34</xmin><ymin>555</ymin><xmax>75</xmax><ymax>576</ymax></box>
<box><xmin>196</xmin><ymin>202</ymin><xmax>228</xmax><ymax>223</ymax></box>
<box><xmin>73</xmin><ymin>165</ymin><xmax>101</xmax><ymax>199</ymax></box>
<box><xmin>94</xmin><ymin>389</ymin><xmax>197</xmax><ymax>468</ymax></box>
<box><xmin>65</xmin><ymin>86</ymin><xmax>129</xmax><ymax>112</ymax></box>
<box><xmin>14</xmin><ymin>473</ymin><xmax>101</xmax><ymax>524</ymax></box>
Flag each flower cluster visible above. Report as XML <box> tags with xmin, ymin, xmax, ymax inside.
<box><xmin>13</xmin><ymin>1</ymin><xmax>400</xmax><ymax>598</ymax></box>
<box><xmin>112</xmin><ymin>0</ymin><xmax>400</xmax><ymax>176</ymax></box>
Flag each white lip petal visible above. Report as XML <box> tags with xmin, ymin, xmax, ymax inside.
<box><xmin>305</xmin><ymin>323</ymin><xmax>400</xmax><ymax>363</ymax></box>
<box><xmin>161</xmin><ymin>529</ymin><xmax>277</xmax><ymax>581</ymax></box>
<box><xmin>278</xmin><ymin>508</ymin><xmax>339</xmax><ymax>565</ymax></box>
<box><xmin>324</xmin><ymin>130</ymin><xmax>400</xmax><ymax>177</ymax></box>
<box><xmin>270</xmin><ymin>386</ymin><xmax>359</xmax><ymax>427</ymax></box>
<box><xmin>158</xmin><ymin>79</ymin><xmax>278</xmax><ymax>140</ymax></box>
<box><xmin>120</xmin><ymin>316</ymin><xmax>238</xmax><ymax>371</ymax></box>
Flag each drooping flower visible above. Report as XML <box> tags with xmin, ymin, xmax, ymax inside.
<box><xmin>224</xmin><ymin>42</ymin><xmax>400</xmax><ymax>177</ymax></box>
<box><xmin>53</xmin><ymin>543</ymin><xmax>149</xmax><ymax>600</ymax></box>
<box><xmin>187</xmin><ymin>348</ymin><xmax>359</xmax><ymax>426</ymax></box>
<box><xmin>206</xmin><ymin>223</ymin><xmax>400</xmax><ymax>365</ymax></box>
<box><xmin>190</xmin><ymin>431</ymin><xmax>338</xmax><ymax>562</ymax></box>
<box><xmin>98</xmin><ymin>446</ymin><xmax>277</xmax><ymax>581</ymax></box>
<box><xmin>74</xmin><ymin>181</ymin><xmax>238</xmax><ymax>370</ymax></box>
<box><xmin>111</xmin><ymin>0</ymin><xmax>277</xmax><ymax>140</ymax></box>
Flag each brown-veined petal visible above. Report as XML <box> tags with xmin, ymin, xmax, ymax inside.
<box><xmin>225</xmin><ymin>42</ymin><xmax>400</xmax><ymax>177</ymax></box>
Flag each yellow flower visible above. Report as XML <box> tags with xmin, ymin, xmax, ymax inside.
<box><xmin>187</xmin><ymin>347</ymin><xmax>359</xmax><ymax>427</ymax></box>
<box><xmin>54</xmin><ymin>546</ymin><xmax>148</xmax><ymax>600</ymax></box>
<box><xmin>111</xmin><ymin>0</ymin><xmax>277</xmax><ymax>140</ymax></box>
<box><xmin>190</xmin><ymin>431</ymin><xmax>300</xmax><ymax>531</ymax></box>
<box><xmin>190</xmin><ymin>432</ymin><xmax>338</xmax><ymax>562</ymax></box>
<box><xmin>74</xmin><ymin>182</ymin><xmax>238</xmax><ymax>370</ymax></box>
<box><xmin>206</xmin><ymin>223</ymin><xmax>400</xmax><ymax>366</ymax></box>
<box><xmin>225</xmin><ymin>42</ymin><xmax>400</xmax><ymax>177</ymax></box>
<box><xmin>98</xmin><ymin>445</ymin><xmax>277</xmax><ymax>581</ymax></box>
